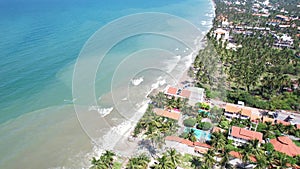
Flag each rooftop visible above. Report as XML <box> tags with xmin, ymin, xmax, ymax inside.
<box><xmin>165</xmin><ymin>136</ymin><xmax>211</xmax><ymax>148</ymax></box>
<box><xmin>229</xmin><ymin>151</ymin><xmax>257</xmax><ymax>162</ymax></box>
<box><xmin>270</xmin><ymin>136</ymin><xmax>300</xmax><ymax>157</ymax></box>
<box><xmin>179</xmin><ymin>89</ymin><xmax>191</xmax><ymax>98</ymax></box>
<box><xmin>276</xmin><ymin>119</ymin><xmax>290</xmax><ymax>126</ymax></box>
<box><xmin>154</xmin><ymin>108</ymin><xmax>181</xmax><ymax>121</ymax></box>
<box><xmin>166</xmin><ymin>86</ymin><xmax>178</xmax><ymax>95</ymax></box>
<box><xmin>230</xmin><ymin>126</ymin><xmax>263</xmax><ymax>142</ymax></box>
<box><xmin>225</xmin><ymin>103</ymin><xmax>241</xmax><ymax>113</ymax></box>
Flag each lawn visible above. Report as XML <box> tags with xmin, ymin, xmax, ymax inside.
<box><xmin>293</xmin><ymin>140</ymin><xmax>300</xmax><ymax>147</ymax></box>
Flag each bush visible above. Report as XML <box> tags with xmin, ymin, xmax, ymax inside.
<box><xmin>183</xmin><ymin>118</ymin><xmax>197</xmax><ymax>127</ymax></box>
<box><xmin>263</xmin><ymin>143</ymin><xmax>274</xmax><ymax>152</ymax></box>
<box><xmin>256</xmin><ymin>123</ymin><xmax>266</xmax><ymax>132</ymax></box>
<box><xmin>197</xmin><ymin>102</ymin><xmax>210</xmax><ymax>110</ymax></box>
<box><xmin>219</xmin><ymin>120</ymin><xmax>230</xmax><ymax>129</ymax></box>
<box><xmin>197</xmin><ymin>122</ymin><xmax>212</xmax><ymax>131</ymax></box>
<box><xmin>274</xmin><ymin>130</ymin><xmax>281</xmax><ymax>136</ymax></box>
<box><xmin>226</xmin><ymin>144</ymin><xmax>238</xmax><ymax>151</ymax></box>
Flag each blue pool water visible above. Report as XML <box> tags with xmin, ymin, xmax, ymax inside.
<box><xmin>186</xmin><ymin>127</ymin><xmax>211</xmax><ymax>140</ymax></box>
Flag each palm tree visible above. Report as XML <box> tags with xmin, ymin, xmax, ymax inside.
<box><xmin>219</xmin><ymin>148</ymin><xmax>231</xmax><ymax>168</ymax></box>
<box><xmin>152</xmin><ymin>155</ymin><xmax>174</xmax><ymax>169</ymax></box>
<box><xmin>241</xmin><ymin>144</ymin><xmax>252</xmax><ymax>168</ymax></box>
<box><xmin>152</xmin><ymin>92</ymin><xmax>167</xmax><ymax>108</ymax></box>
<box><xmin>262</xmin><ymin>122</ymin><xmax>274</xmax><ymax>139</ymax></box>
<box><xmin>190</xmin><ymin>156</ymin><xmax>202</xmax><ymax>169</ymax></box>
<box><xmin>90</xmin><ymin>150</ymin><xmax>115</xmax><ymax>169</ymax></box>
<box><xmin>101</xmin><ymin>150</ymin><xmax>115</xmax><ymax>169</ymax></box>
<box><xmin>273</xmin><ymin>152</ymin><xmax>289</xmax><ymax>169</ymax></box>
<box><xmin>185</xmin><ymin>128</ymin><xmax>197</xmax><ymax>142</ymax></box>
<box><xmin>254</xmin><ymin>156</ymin><xmax>268</xmax><ymax>169</ymax></box>
<box><xmin>126</xmin><ymin>154</ymin><xmax>150</xmax><ymax>169</ymax></box>
<box><xmin>90</xmin><ymin>157</ymin><xmax>105</xmax><ymax>169</ymax></box>
<box><xmin>202</xmin><ymin>149</ymin><xmax>216</xmax><ymax>168</ymax></box>
<box><xmin>249</xmin><ymin>139</ymin><xmax>263</xmax><ymax>157</ymax></box>
<box><xmin>166</xmin><ymin>149</ymin><xmax>180</xmax><ymax>167</ymax></box>
<box><xmin>210</xmin><ymin>132</ymin><xmax>226</xmax><ymax>152</ymax></box>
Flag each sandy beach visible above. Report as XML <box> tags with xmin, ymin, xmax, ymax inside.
<box><xmin>111</xmin><ymin>39</ymin><xmax>210</xmax><ymax>159</ymax></box>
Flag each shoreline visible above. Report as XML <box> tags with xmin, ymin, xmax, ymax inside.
<box><xmin>110</xmin><ymin>2</ymin><xmax>216</xmax><ymax>159</ymax></box>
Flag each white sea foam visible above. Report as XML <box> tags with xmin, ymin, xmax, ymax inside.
<box><xmin>150</xmin><ymin>76</ymin><xmax>166</xmax><ymax>92</ymax></box>
<box><xmin>131</xmin><ymin>77</ymin><xmax>144</xmax><ymax>86</ymax></box>
<box><xmin>91</xmin><ymin>101</ymin><xmax>149</xmax><ymax>157</ymax></box>
<box><xmin>88</xmin><ymin>106</ymin><xmax>114</xmax><ymax>117</ymax></box>
<box><xmin>63</xmin><ymin>98</ymin><xmax>76</xmax><ymax>103</ymax></box>
<box><xmin>201</xmin><ymin>21</ymin><xmax>207</xmax><ymax>25</ymax></box>
<box><xmin>175</xmin><ymin>47</ymin><xmax>179</xmax><ymax>51</ymax></box>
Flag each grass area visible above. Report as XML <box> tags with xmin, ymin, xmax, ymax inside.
<box><xmin>178</xmin><ymin>153</ymin><xmax>194</xmax><ymax>169</ymax></box>
<box><xmin>113</xmin><ymin>162</ymin><xmax>122</xmax><ymax>169</ymax></box>
<box><xmin>293</xmin><ymin>140</ymin><xmax>300</xmax><ymax>147</ymax></box>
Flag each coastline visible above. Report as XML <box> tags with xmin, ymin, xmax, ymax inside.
<box><xmin>109</xmin><ymin>1</ymin><xmax>216</xmax><ymax>159</ymax></box>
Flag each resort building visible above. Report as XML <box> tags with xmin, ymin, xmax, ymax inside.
<box><xmin>262</xmin><ymin>116</ymin><xmax>275</xmax><ymax>124</ymax></box>
<box><xmin>154</xmin><ymin>108</ymin><xmax>181</xmax><ymax>121</ymax></box>
<box><xmin>165</xmin><ymin>86</ymin><xmax>178</xmax><ymax>96</ymax></box>
<box><xmin>224</xmin><ymin>103</ymin><xmax>261</xmax><ymax>121</ymax></box>
<box><xmin>164</xmin><ymin>86</ymin><xmax>204</xmax><ymax>105</ymax></box>
<box><xmin>228</xmin><ymin>126</ymin><xmax>263</xmax><ymax>146</ymax></box>
<box><xmin>165</xmin><ymin>136</ymin><xmax>211</xmax><ymax>155</ymax></box>
<box><xmin>275</xmin><ymin>119</ymin><xmax>290</xmax><ymax>126</ymax></box>
<box><xmin>270</xmin><ymin>136</ymin><xmax>300</xmax><ymax>157</ymax></box>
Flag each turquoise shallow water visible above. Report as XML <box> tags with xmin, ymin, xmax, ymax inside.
<box><xmin>0</xmin><ymin>0</ymin><xmax>214</xmax><ymax>168</ymax></box>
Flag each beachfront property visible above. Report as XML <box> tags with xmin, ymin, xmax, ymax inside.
<box><xmin>224</xmin><ymin>103</ymin><xmax>261</xmax><ymax>122</ymax></box>
<box><xmin>228</xmin><ymin>126</ymin><xmax>263</xmax><ymax>146</ymax></box>
<box><xmin>164</xmin><ymin>86</ymin><xmax>205</xmax><ymax>105</ymax></box>
<box><xmin>154</xmin><ymin>108</ymin><xmax>181</xmax><ymax>121</ymax></box>
<box><xmin>270</xmin><ymin>136</ymin><xmax>300</xmax><ymax>157</ymax></box>
<box><xmin>165</xmin><ymin>136</ymin><xmax>211</xmax><ymax>155</ymax></box>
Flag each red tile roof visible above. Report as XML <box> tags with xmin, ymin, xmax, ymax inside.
<box><xmin>165</xmin><ymin>136</ymin><xmax>183</xmax><ymax>142</ymax></box>
<box><xmin>165</xmin><ymin>136</ymin><xmax>211</xmax><ymax>148</ymax></box>
<box><xmin>262</xmin><ymin>116</ymin><xmax>275</xmax><ymax>124</ymax></box>
<box><xmin>179</xmin><ymin>89</ymin><xmax>191</xmax><ymax>98</ymax></box>
<box><xmin>166</xmin><ymin>86</ymin><xmax>178</xmax><ymax>95</ymax></box>
<box><xmin>270</xmin><ymin>136</ymin><xmax>300</xmax><ymax>157</ymax></box>
<box><xmin>241</xmin><ymin>108</ymin><xmax>252</xmax><ymax>117</ymax></box>
<box><xmin>225</xmin><ymin>104</ymin><xmax>241</xmax><ymax>113</ymax></box>
<box><xmin>229</xmin><ymin>151</ymin><xmax>257</xmax><ymax>162</ymax></box>
<box><xmin>230</xmin><ymin>126</ymin><xmax>263</xmax><ymax>142</ymax></box>
<box><xmin>276</xmin><ymin>119</ymin><xmax>290</xmax><ymax>126</ymax></box>
<box><xmin>154</xmin><ymin>108</ymin><xmax>181</xmax><ymax>120</ymax></box>
<box><xmin>250</xmin><ymin>113</ymin><xmax>261</xmax><ymax>122</ymax></box>
<box><xmin>296</xmin><ymin>124</ymin><xmax>300</xmax><ymax>130</ymax></box>
<box><xmin>194</xmin><ymin>142</ymin><xmax>211</xmax><ymax>148</ymax></box>
<box><xmin>181</xmin><ymin>139</ymin><xmax>194</xmax><ymax>147</ymax></box>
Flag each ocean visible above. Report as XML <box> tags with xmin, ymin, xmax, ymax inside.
<box><xmin>0</xmin><ymin>0</ymin><xmax>214</xmax><ymax>168</ymax></box>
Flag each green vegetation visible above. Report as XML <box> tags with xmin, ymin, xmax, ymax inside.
<box><xmin>126</xmin><ymin>154</ymin><xmax>150</xmax><ymax>169</ymax></box>
<box><xmin>197</xmin><ymin>102</ymin><xmax>210</xmax><ymax>110</ymax></box>
<box><xmin>183</xmin><ymin>118</ymin><xmax>197</xmax><ymax>127</ymax></box>
<box><xmin>293</xmin><ymin>140</ymin><xmax>300</xmax><ymax>147</ymax></box>
<box><xmin>90</xmin><ymin>150</ymin><xmax>115</xmax><ymax>169</ymax></box>
<box><xmin>191</xmin><ymin>0</ymin><xmax>300</xmax><ymax>111</ymax></box>
<box><xmin>197</xmin><ymin>122</ymin><xmax>213</xmax><ymax>131</ymax></box>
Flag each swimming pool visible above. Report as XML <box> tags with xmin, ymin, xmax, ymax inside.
<box><xmin>185</xmin><ymin>128</ymin><xmax>211</xmax><ymax>141</ymax></box>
